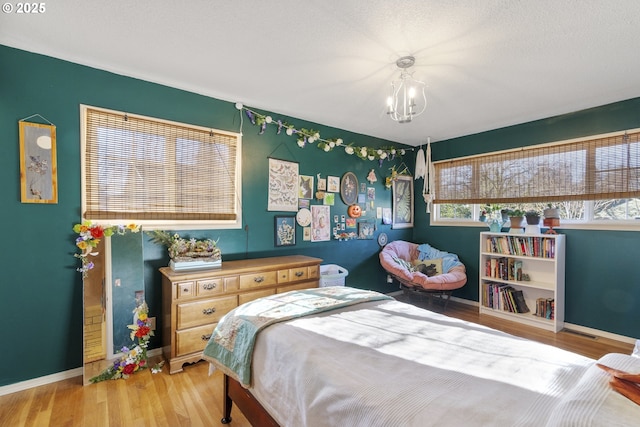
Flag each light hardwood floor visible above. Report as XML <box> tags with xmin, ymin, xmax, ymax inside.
<box><xmin>0</xmin><ymin>296</ymin><xmax>634</xmax><ymax>427</ymax></box>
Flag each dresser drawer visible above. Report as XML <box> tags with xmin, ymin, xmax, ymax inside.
<box><xmin>239</xmin><ymin>270</ymin><xmax>277</xmax><ymax>290</ymax></box>
<box><xmin>176</xmin><ymin>323</ymin><xmax>216</xmax><ymax>356</ymax></box>
<box><xmin>289</xmin><ymin>266</ymin><xmax>308</xmax><ymax>281</ymax></box>
<box><xmin>197</xmin><ymin>278</ymin><xmax>223</xmax><ymax>296</ymax></box>
<box><xmin>224</xmin><ymin>276</ymin><xmax>240</xmax><ymax>292</ymax></box>
<box><xmin>278</xmin><ymin>280</ymin><xmax>318</xmax><ymax>293</ymax></box>
<box><xmin>308</xmin><ymin>264</ymin><xmax>319</xmax><ymax>279</ymax></box>
<box><xmin>177</xmin><ymin>281</ymin><xmax>195</xmax><ymax>299</ymax></box>
<box><xmin>177</xmin><ymin>295</ymin><xmax>237</xmax><ymax>329</ymax></box>
<box><xmin>238</xmin><ymin>288</ymin><xmax>276</xmax><ymax>305</ymax></box>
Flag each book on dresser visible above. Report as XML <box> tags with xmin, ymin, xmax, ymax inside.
<box><xmin>479</xmin><ymin>232</ymin><xmax>565</xmax><ymax>333</ymax></box>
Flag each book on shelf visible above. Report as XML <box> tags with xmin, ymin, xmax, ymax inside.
<box><xmin>535</xmin><ymin>298</ymin><xmax>555</xmax><ymax>319</ymax></box>
<box><xmin>484</xmin><ymin>235</ymin><xmax>556</xmax><ymax>259</ymax></box>
<box><xmin>481</xmin><ymin>282</ymin><xmax>530</xmax><ymax>314</ymax></box>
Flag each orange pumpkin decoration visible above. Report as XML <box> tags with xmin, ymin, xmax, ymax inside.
<box><xmin>348</xmin><ymin>204</ymin><xmax>362</xmax><ymax>218</ymax></box>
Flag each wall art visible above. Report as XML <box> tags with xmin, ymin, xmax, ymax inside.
<box><xmin>392</xmin><ymin>175</ymin><xmax>414</xmax><ymax>228</ymax></box>
<box><xmin>268</xmin><ymin>158</ymin><xmax>299</xmax><ymax>211</ymax></box>
<box><xmin>311</xmin><ymin>205</ymin><xmax>331</xmax><ymax>242</ymax></box>
<box><xmin>327</xmin><ymin>175</ymin><xmax>339</xmax><ymax>193</ymax></box>
<box><xmin>19</xmin><ymin>121</ymin><xmax>57</xmax><ymax>203</ymax></box>
<box><xmin>340</xmin><ymin>171</ymin><xmax>358</xmax><ymax>205</ymax></box>
<box><xmin>298</xmin><ymin>174</ymin><xmax>314</xmax><ymax>199</ymax></box>
<box><xmin>274</xmin><ymin>215</ymin><xmax>296</xmax><ymax>246</ymax></box>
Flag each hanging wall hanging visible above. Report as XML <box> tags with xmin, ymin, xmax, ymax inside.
<box><xmin>19</xmin><ymin>117</ymin><xmax>57</xmax><ymax>203</ymax></box>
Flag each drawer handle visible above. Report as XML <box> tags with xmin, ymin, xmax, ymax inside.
<box><xmin>203</xmin><ymin>283</ymin><xmax>216</xmax><ymax>290</ymax></box>
<box><xmin>202</xmin><ymin>307</ymin><xmax>217</xmax><ymax>315</ymax></box>
<box><xmin>254</xmin><ymin>276</ymin><xmax>265</xmax><ymax>283</ymax></box>
<box><xmin>182</xmin><ymin>288</ymin><xmax>189</xmax><ymax>293</ymax></box>
<box><xmin>201</xmin><ymin>334</ymin><xmax>212</xmax><ymax>341</ymax></box>
<box><xmin>295</xmin><ymin>271</ymin><xmax>304</xmax><ymax>277</ymax></box>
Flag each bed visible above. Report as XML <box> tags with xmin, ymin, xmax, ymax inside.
<box><xmin>203</xmin><ymin>287</ymin><xmax>640</xmax><ymax>427</ymax></box>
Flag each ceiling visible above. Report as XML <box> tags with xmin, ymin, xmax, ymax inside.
<box><xmin>2</xmin><ymin>1</ymin><xmax>640</xmax><ymax>146</ymax></box>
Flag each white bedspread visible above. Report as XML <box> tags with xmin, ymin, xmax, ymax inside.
<box><xmin>247</xmin><ymin>298</ymin><xmax>640</xmax><ymax>427</ymax></box>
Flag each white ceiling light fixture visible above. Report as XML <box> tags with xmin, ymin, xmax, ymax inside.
<box><xmin>386</xmin><ymin>56</ymin><xmax>427</xmax><ymax>124</ymax></box>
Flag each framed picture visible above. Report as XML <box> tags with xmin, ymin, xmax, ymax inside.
<box><xmin>340</xmin><ymin>171</ymin><xmax>358</xmax><ymax>205</ymax></box>
<box><xmin>311</xmin><ymin>205</ymin><xmax>331</xmax><ymax>242</ymax></box>
<box><xmin>323</xmin><ymin>192</ymin><xmax>335</xmax><ymax>205</ymax></box>
<box><xmin>327</xmin><ymin>176</ymin><xmax>340</xmax><ymax>192</ymax></box>
<box><xmin>317</xmin><ymin>177</ymin><xmax>327</xmax><ymax>191</ymax></box>
<box><xmin>382</xmin><ymin>207</ymin><xmax>392</xmax><ymax>224</ymax></box>
<box><xmin>357</xmin><ymin>221</ymin><xmax>375</xmax><ymax>239</ymax></box>
<box><xmin>19</xmin><ymin>121</ymin><xmax>57</xmax><ymax>203</ymax></box>
<box><xmin>392</xmin><ymin>175</ymin><xmax>414</xmax><ymax>228</ymax></box>
<box><xmin>274</xmin><ymin>215</ymin><xmax>296</xmax><ymax>246</ymax></box>
<box><xmin>299</xmin><ymin>175</ymin><xmax>314</xmax><ymax>199</ymax></box>
<box><xmin>268</xmin><ymin>158</ymin><xmax>299</xmax><ymax>211</ymax></box>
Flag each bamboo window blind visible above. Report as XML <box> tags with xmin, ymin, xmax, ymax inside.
<box><xmin>83</xmin><ymin>106</ymin><xmax>241</xmax><ymax>221</ymax></box>
<box><xmin>434</xmin><ymin>130</ymin><xmax>640</xmax><ymax>205</ymax></box>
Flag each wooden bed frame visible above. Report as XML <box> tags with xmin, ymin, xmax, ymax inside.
<box><xmin>221</xmin><ymin>373</ymin><xmax>279</xmax><ymax>426</ymax></box>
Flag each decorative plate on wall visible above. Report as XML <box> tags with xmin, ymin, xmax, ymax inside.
<box><xmin>377</xmin><ymin>232</ymin><xmax>388</xmax><ymax>247</ymax></box>
<box><xmin>340</xmin><ymin>171</ymin><xmax>358</xmax><ymax>205</ymax></box>
<box><xmin>296</xmin><ymin>208</ymin><xmax>312</xmax><ymax>226</ymax></box>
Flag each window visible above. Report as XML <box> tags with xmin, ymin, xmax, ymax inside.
<box><xmin>81</xmin><ymin>105</ymin><xmax>242</xmax><ymax>228</ymax></box>
<box><xmin>433</xmin><ymin>129</ymin><xmax>640</xmax><ymax>227</ymax></box>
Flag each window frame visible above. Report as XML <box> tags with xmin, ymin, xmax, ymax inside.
<box><xmin>430</xmin><ymin>128</ymin><xmax>640</xmax><ymax>232</ymax></box>
<box><xmin>80</xmin><ymin>105</ymin><xmax>243</xmax><ymax>230</ymax></box>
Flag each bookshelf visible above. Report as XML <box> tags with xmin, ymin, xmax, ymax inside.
<box><xmin>479</xmin><ymin>232</ymin><xmax>565</xmax><ymax>332</ymax></box>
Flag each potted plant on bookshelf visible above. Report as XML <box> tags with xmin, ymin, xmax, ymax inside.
<box><xmin>525</xmin><ymin>210</ymin><xmax>541</xmax><ymax>225</ymax></box>
<box><xmin>507</xmin><ymin>209</ymin><xmax>525</xmax><ymax>233</ymax></box>
<box><xmin>525</xmin><ymin>210</ymin><xmax>541</xmax><ymax>234</ymax></box>
<box><xmin>543</xmin><ymin>204</ymin><xmax>560</xmax><ymax>219</ymax></box>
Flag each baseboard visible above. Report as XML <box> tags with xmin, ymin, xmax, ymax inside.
<box><xmin>563</xmin><ymin>323</ymin><xmax>637</xmax><ymax>345</ymax></box>
<box><xmin>0</xmin><ymin>368</ymin><xmax>82</xmax><ymax>397</ymax></box>
<box><xmin>0</xmin><ymin>348</ymin><xmax>163</xmax><ymax>397</ymax></box>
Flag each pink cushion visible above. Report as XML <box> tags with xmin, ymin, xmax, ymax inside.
<box><xmin>379</xmin><ymin>240</ymin><xmax>467</xmax><ymax>291</ymax></box>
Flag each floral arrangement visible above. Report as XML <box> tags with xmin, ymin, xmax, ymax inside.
<box><xmin>73</xmin><ymin>221</ymin><xmax>140</xmax><ymax>276</ymax></box>
<box><xmin>149</xmin><ymin>230</ymin><xmax>221</xmax><ymax>261</ymax></box>
<box><xmin>90</xmin><ymin>302</ymin><xmax>157</xmax><ymax>383</ymax></box>
<box><xmin>384</xmin><ymin>164</ymin><xmax>410</xmax><ymax>189</ymax></box>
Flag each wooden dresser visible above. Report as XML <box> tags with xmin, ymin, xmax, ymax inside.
<box><xmin>160</xmin><ymin>255</ymin><xmax>322</xmax><ymax>374</ymax></box>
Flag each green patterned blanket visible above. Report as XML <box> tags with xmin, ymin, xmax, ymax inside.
<box><xmin>202</xmin><ymin>286</ymin><xmax>393</xmax><ymax>387</ymax></box>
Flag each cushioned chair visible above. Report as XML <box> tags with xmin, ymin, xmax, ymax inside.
<box><xmin>379</xmin><ymin>240</ymin><xmax>467</xmax><ymax>309</ymax></box>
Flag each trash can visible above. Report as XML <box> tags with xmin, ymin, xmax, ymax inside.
<box><xmin>319</xmin><ymin>264</ymin><xmax>349</xmax><ymax>287</ymax></box>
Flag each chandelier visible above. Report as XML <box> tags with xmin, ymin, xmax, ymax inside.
<box><xmin>386</xmin><ymin>56</ymin><xmax>426</xmax><ymax>123</ymax></box>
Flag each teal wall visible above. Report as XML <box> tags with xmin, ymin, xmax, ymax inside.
<box><xmin>2</xmin><ymin>43</ymin><xmax>638</xmax><ymax>388</ymax></box>
<box><xmin>414</xmin><ymin>98</ymin><xmax>640</xmax><ymax>339</ymax></box>
<box><xmin>0</xmin><ymin>45</ymin><xmax>412</xmax><ymax>386</ymax></box>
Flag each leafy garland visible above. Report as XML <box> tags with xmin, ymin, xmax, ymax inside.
<box><xmin>236</xmin><ymin>103</ymin><xmax>408</xmax><ymax>163</ymax></box>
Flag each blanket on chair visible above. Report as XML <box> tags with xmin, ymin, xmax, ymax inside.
<box><xmin>417</xmin><ymin>243</ymin><xmax>464</xmax><ymax>272</ymax></box>
<box><xmin>202</xmin><ymin>286</ymin><xmax>393</xmax><ymax>387</ymax></box>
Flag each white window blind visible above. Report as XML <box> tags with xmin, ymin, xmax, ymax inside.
<box><xmin>82</xmin><ymin>105</ymin><xmax>241</xmax><ymax>222</ymax></box>
<box><xmin>434</xmin><ymin>129</ymin><xmax>640</xmax><ymax>204</ymax></box>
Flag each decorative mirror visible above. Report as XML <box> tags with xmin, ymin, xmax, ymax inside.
<box><xmin>82</xmin><ymin>232</ymin><xmax>144</xmax><ymax>385</ymax></box>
